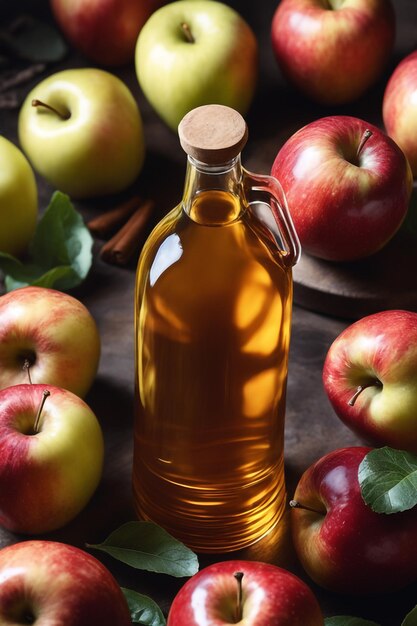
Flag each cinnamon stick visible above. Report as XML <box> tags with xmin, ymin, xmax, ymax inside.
<box><xmin>100</xmin><ymin>200</ymin><xmax>154</xmax><ymax>266</ymax></box>
<box><xmin>87</xmin><ymin>195</ymin><xmax>142</xmax><ymax>237</ymax></box>
<box><xmin>0</xmin><ymin>92</ymin><xmax>19</xmax><ymax>109</ymax></box>
<box><xmin>0</xmin><ymin>63</ymin><xmax>46</xmax><ymax>93</ymax></box>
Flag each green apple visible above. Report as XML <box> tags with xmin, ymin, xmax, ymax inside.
<box><xmin>135</xmin><ymin>0</ymin><xmax>258</xmax><ymax>131</ymax></box>
<box><xmin>0</xmin><ymin>136</ymin><xmax>37</xmax><ymax>257</ymax></box>
<box><xmin>18</xmin><ymin>68</ymin><xmax>145</xmax><ymax>199</ymax></box>
<box><xmin>0</xmin><ymin>384</ymin><xmax>104</xmax><ymax>534</ymax></box>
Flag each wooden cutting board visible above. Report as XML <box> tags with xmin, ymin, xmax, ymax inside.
<box><xmin>293</xmin><ymin>214</ymin><xmax>417</xmax><ymax>320</ymax></box>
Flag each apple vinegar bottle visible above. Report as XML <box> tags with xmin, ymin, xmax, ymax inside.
<box><xmin>133</xmin><ymin>105</ymin><xmax>300</xmax><ymax>552</ymax></box>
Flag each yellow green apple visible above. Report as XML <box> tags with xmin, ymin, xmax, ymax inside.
<box><xmin>0</xmin><ymin>136</ymin><xmax>37</xmax><ymax>257</ymax></box>
<box><xmin>135</xmin><ymin>0</ymin><xmax>258</xmax><ymax>131</ymax></box>
<box><xmin>18</xmin><ymin>68</ymin><xmax>145</xmax><ymax>198</ymax></box>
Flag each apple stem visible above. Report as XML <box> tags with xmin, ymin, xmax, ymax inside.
<box><xmin>348</xmin><ymin>385</ymin><xmax>366</xmax><ymax>406</ymax></box>
<box><xmin>23</xmin><ymin>359</ymin><xmax>33</xmax><ymax>385</ymax></box>
<box><xmin>31</xmin><ymin>98</ymin><xmax>70</xmax><ymax>120</ymax></box>
<box><xmin>234</xmin><ymin>571</ymin><xmax>244</xmax><ymax>622</ymax></box>
<box><xmin>33</xmin><ymin>390</ymin><xmax>50</xmax><ymax>434</ymax></box>
<box><xmin>289</xmin><ymin>499</ymin><xmax>323</xmax><ymax>515</ymax></box>
<box><xmin>356</xmin><ymin>129</ymin><xmax>373</xmax><ymax>158</ymax></box>
<box><xmin>347</xmin><ymin>380</ymin><xmax>381</xmax><ymax>406</ymax></box>
<box><xmin>181</xmin><ymin>22</ymin><xmax>195</xmax><ymax>43</ymax></box>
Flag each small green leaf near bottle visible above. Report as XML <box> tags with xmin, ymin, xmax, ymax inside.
<box><xmin>88</xmin><ymin>520</ymin><xmax>199</xmax><ymax>578</ymax></box>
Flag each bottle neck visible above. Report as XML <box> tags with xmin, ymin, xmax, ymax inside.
<box><xmin>182</xmin><ymin>155</ymin><xmax>246</xmax><ymax>225</ymax></box>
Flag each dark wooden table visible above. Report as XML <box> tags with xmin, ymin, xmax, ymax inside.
<box><xmin>1</xmin><ymin>1</ymin><xmax>417</xmax><ymax>624</ymax></box>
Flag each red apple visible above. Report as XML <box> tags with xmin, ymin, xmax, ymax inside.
<box><xmin>0</xmin><ymin>540</ymin><xmax>131</xmax><ymax>626</ymax></box>
<box><xmin>167</xmin><ymin>560</ymin><xmax>323</xmax><ymax>626</ymax></box>
<box><xmin>383</xmin><ymin>50</ymin><xmax>417</xmax><ymax>177</ymax></box>
<box><xmin>271</xmin><ymin>116</ymin><xmax>412</xmax><ymax>261</ymax></box>
<box><xmin>50</xmin><ymin>0</ymin><xmax>162</xmax><ymax>66</ymax></box>
<box><xmin>0</xmin><ymin>286</ymin><xmax>100</xmax><ymax>397</ymax></box>
<box><xmin>271</xmin><ymin>0</ymin><xmax>395</xmax><ymax>105</ymax></box>
<box><xmin>0</xmin><ymin>384</ymin><xmax>104</xmax><ymax>534</ymax></box>
<box><xmin>323</xmin><ymin>310</ymin><xmax>417</xmax><ymax>453</ymax></box>
<box><xmin>291</xmin><ymin>446</ymin><xmax>417</xmax><ymax>594</ymax></box>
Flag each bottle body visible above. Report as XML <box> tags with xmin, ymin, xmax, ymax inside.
<box><xmin>133</xmin><ymin>160</ymin><xmax>294</xmax><ymax>552</ymax></box>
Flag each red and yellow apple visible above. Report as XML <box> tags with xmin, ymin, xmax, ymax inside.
<box><xmin>291</xmin><ymin>446</ymin><xmax>417</xmax><ymax>594</ymax></box>
<box><xmin>323</xmin><ymin>309</ymin><xmax>417</xmax><ymax>452</ymax></box>
<box><xmin>0</xmin><ymin>286</ymin><xmax>100</xmax><ymax>398</ymax></box>
<box><xmin>50</xmin><ymin>0</ymin><xmax>162</xmax><ymax>66</ymax></box>
<box><xmin>167</xmin><ymin>560</ymin><xmax>323</xmax><ymax>625</ymax></box>
<box><xmin>271</xmin><ymin>0</ymin><xmax>395</xmax><ymax>105</ymax></box>
<box><xmin>271</xmin><ymin>116</ymin><xmax>412</xmax><ymax>261</ymax></box>
<box><xmin>0</xmin><ymin>540</ymin><xmax>131</xmax><ymax>626</ymax></box>
<box><xmin>383</xmin><ymin>50</ymin><xmax>417</xmax><ymax>177</ymax></box>
<box><xmin>0</xmin><ymin>384</ymin><xmax>104</xmax><ymax>534</ymax></box>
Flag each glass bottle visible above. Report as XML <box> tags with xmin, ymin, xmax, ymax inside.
<box><xmin>133</xmin><ymin>105</ymin><xmax>300</xmax><ymax>553</ymax></box>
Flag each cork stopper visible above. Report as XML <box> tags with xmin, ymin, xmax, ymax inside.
<box><xmin>178</xmin><ymin>104</ymin><xmax>248</xmax><ymax>164</ymax></box>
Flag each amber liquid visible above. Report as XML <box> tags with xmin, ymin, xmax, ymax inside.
<box><xmin>133</xmin><ymin>190</ymin><xmax>293</xmax><ymax>552</ymax></box>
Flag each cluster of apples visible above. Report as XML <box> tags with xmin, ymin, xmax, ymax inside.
<box><xmin>0</xmin><ymin>286</ymin><xmax>103</xmax><ymax>535</ymax></box>
<box><xmin>174</xmin><ymin>317</ymin><xmax>417</xmax><ymax>625</ymax></box>
<box><xmin>2</xmin><ymin>1</ymin><xmax>417</xmax><ymax>625</ymax></box>
<box><xmin>0</xmin><ymin>288</ymin><xmax>130</xmax><ymax>624</ymax></box>
<box><xmin>0</xmin><ymin>66</ymin><xmax>146</xmax><ymax>268</ymax></box>
<box><xmin>287</xmin><ymin>308</ymin><xmax>417</xmax><ymax>602</ymax></box>
<box><xmin>271</xmin><ymin>0</ymin><xmax>416</xmax><ymax>263</ymax></box>
<box><xmin>267</xmin><ymin>0</ymin><xmax>417</xmax><ymax>602</ymax></box>
<box><xmin>7</xmin><ymin>0</ymin><xmax>259</xmax><ymax>213</ymax></box>
<box><xmin>48</xmin><ymin>0</ymin><xmax>258</xmax><ymax>130</ymax></box>
<box><xmin>273</xmin><ymin>0</ymin><xmax>417</xmax><ymax>180</ymax></box>
<box><xmin>161</xmin><ymin>1</ymin><xmax>417</xmax><ymax>623</ymax></box>
<box><xmin>0</xmin><ymin>0</ymin><xmax>263</xmax><ymax>269</ymax></box>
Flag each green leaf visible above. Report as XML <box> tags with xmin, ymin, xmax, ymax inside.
<box><xmin>122</xmin><ymin>588</ymin><xmax>166</xmax><ymax>626</ymax></box>
<box><xmin>402</xmin><ymin>605</ymin><xmax>417</xmax><ymax>626</ymax></box>
<box><xmin>325</xmin><ymin>618</ymin><xmax>380</xmax><ymax>626</ymax></box>
<box><xmin>0</xmin><ymin>191</ymin><xmax>93</xmax><ymax>292</ymax></box>
<box><xmin>30</xmin><ymin>191</ymin><xmax>93</xmax><ymax>289</ymax></box>
<box><xmin>358</xmin><ymin>447</ymin><xmax>417</xmax><ymax>514</ymax></box>
<box><xmin>0</xmin><ymin>15</ymin><xmax>67</xmax><ymax>63</ymax></box>
<box><xmin>88</xmin><ymin>521</ymin><xmax>199</xmax><ymax>578</ymax></box>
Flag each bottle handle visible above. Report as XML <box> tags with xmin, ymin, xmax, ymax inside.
<box><xmin>244</xmin><ymin>169</ymin><xmax>301</xmax><ymax>267</ymax></box>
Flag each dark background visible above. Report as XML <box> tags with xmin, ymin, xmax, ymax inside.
<box><xmin>1</xmin><ymin>1</ymin><xmax>417</xmax><ymax>623</ymax></box>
